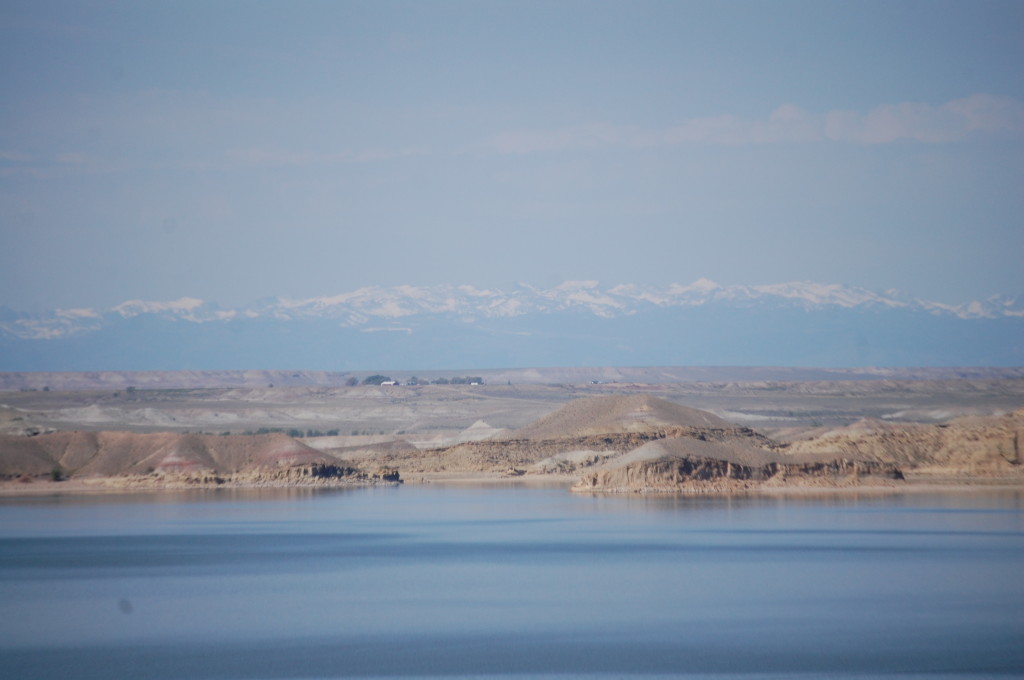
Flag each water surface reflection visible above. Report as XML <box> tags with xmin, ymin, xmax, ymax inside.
<box><xmin>1</xmin><ymin>485</ymin><xmax>1021</xmax><ymax>679</ymax></box>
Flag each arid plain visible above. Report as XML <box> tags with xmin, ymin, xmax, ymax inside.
<box><xmin>2</xmin><ymin>367</ymin><xmax>1023</xmax><ymax>493</ymax></box>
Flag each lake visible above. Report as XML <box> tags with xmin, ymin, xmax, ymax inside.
<box><xmin>1</xmin><ymin>484</ymin><xmax>1022</xmax><ymax>679</ymax></box>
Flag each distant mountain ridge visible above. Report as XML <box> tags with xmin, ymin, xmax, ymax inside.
<box><xmin>3</xmin><ymin>279</ymin><xmax>1023</xmax><ymax>341</ymax></box>
<box><xmin>2</xmin><ymin>280</ymin><xmax>1022</xmax><ymax>370</ymax></box>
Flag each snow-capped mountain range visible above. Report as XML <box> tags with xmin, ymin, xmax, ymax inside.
<box><xmin>3</xmin><ymin>279</ymin><xmax>1021</xmax><ymax>341</ymax></box>
<box><xmin>2</xmin><ymin>280</ymin><xmax>1022</xmax><ymax>371</ymax></box>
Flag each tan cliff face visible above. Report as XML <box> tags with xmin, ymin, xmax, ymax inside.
<box><xmin>782</xmin><ymin>409</ymin><xmax>1024</xmax><ymax>477</ymax></box>
<box><xmin>569</xmin><ymin>408</ymin><xmax>1024</xmax><ymax>493</ymax></box>
<box><xmin>568</xmin><ymin>426</ymin><xmax>905</xmax><ymax>494</ymax></box>
<box><xmin>572</xmin><ymin>456</ymin><xmax>904</xmax><ymax>494</ymax></box>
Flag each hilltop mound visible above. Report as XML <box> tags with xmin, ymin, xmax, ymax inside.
<box><xmin>510</xmin><ymin>394</ymin><xmax>731</xmax><ymax>440</ymax></box>
<box><xmin>0</xmin><ymin>431</ymin><xmax>404</xmax><ymax>487</ymax></box>
<box><xmin>535</xmin><ymin>397</ymin><xmax>908</xmax><ymax>493</ymax></box>
<box><xmin>606</xmin><ymin>436</ymin><xmax>784</xmax><ymax>469</ymax></box>
<box><xmin>368</xmin><ymin>396</ymin><xmax>767</xmax><ymax>478</ymax></box>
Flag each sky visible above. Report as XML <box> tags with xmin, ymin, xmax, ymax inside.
<box><xmin>1</xmin><ymin>0</ymin><xmax>1022</xmax><ymax>312</ymax></box>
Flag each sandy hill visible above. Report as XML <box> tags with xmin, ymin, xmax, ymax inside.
<box><xmin>784</xmin><ymin>408</ymin><xmax>1024</xmax><ymax>477</ymax></box>
<box><xmin>349</xmin><ymin>396</ymin><xmax>744</xmax><ymax>477</ymax></box>
<box><xmin>519</xmin><ymin>396</ymin><xmax>911</xmax><ymax>493</ymax></box>
<box><xmin>606</xmin><ymin>436</ymin><xmax>783</xmax><ymax>469</ymax></box>
<box><xmin>0</xmin><ymin>431</ymin><xmax>328</xmax><ymax>479</ymax></box>
<box><xmin>509</xmin><ymin>394</ymin><xmax>732</xmax><ymax>440</ymax></box>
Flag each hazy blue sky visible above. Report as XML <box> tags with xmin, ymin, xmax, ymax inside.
<box><xmin>2</xmin><ymin>0</ymin><xmax>1022</xmax><ymax>311</ymax></box>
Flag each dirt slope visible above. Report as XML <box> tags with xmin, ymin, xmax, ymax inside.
<box><xmin>783</xmin><ymin>409</ymin><xmax>1024</xmax><ymax>477</ymax></box>
<box><xmin>510</xmin><ymin>394</ymin><xmax>730</xmax><ymax>439</ymax></box>
<box><xmin>356</xmin><ymin>396</ymin><xmax>767</xmax><ymax>477</ymax></box>
<box><xmin>0</xmin><ymin>431</ymin><xmax>329</xmax><ymax>478</ymax></box>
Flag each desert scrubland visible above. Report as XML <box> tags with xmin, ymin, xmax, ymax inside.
<box><xmin>1</xmin><ymin>368</ymin><xmax>1022</xmax><ymax>494</ymax></box>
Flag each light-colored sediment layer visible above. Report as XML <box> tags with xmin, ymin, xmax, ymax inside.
<box><xmin>3</xmin><ymin>396</ymin><xmax>1022</xmax><ymax>496</ymax></box>
<box><xmin>783</xmin><ymin>408</ymin><xmax>1024</xmax><ymax>476</ymax></box>
<box><xmin>510</xmin><ymin>394</ymin><xmax>731</xmax><ymax>439</ymax></box>
<box><xmin>0</xmin><ymin>431</ymin><xmax>330</xmax><ymax>477</ymax></box>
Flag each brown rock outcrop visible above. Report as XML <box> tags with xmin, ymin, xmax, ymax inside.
<box><xmin>573</xmin><ymin>452</ymin><xmax>904</xmax><ymax>494</ymax></box>
<box><xmin>370</xmin><ymin>425</ymin><xmax>773</xmax><ymax>475</ymax></box>
<box><xmin>783</xmin><ymin>408</ymin><xmax>1024</xmax><ymax>478</ymax></box>
<box><xmin>571</xmin><ymin>434</ymin><xmax>904</xmax><ymax>493</ymax></box>
<box><xmin>0</xmin><ymin>431</ymin><xmax>401</xmax><ymax>486</ymax></box>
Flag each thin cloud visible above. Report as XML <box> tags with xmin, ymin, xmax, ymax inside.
<box><xmin>663</xmin><ymin>104</ymin><xmax>822</xmax><ymax>145</ymax></box>
<box><xmin>822</xmin><ymin>95</ymin><xmax>1024</xmax><ymax>143</ymax></box>
<box><xmin>946</xmin><ymin>94</ymin><xmax>1024</xmax><ymax>135</ymax></box>
<box><xmin>484</xmin><ymin>95</ymin><xmax>1024</xmax><ymax>154</ymax></box>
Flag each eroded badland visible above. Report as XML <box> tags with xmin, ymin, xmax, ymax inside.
<box><xmin>2</xmin><ymin>368</ymin><xmax>1023</xmax><ymax>493</ymax></box>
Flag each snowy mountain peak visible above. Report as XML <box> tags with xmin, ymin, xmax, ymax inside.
<box><xmin>113</xmin><ymin>297</ymin><xmax>207</xmax><ymax>319</ymax></box>
<box><xmin>3</xmin><ymin>280</ymin><xmax>1023</xmax><ymax>370</ymax></box>
<box><xmin>2</xmin><ymin>281</ymin><xmax>1022</xmax><ymax>342</ymax></box>
<box><xmin>685</xmin><ymin>277</ymin><xmax>721</xmax><ymax>294</ymax></box>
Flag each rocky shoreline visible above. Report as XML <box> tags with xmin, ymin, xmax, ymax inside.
<box><xmin>571</xmin><ymin>455</ymin><xmax>905</xmax><ymax>494</ymax></box>
<box><xmin>0</xmin><ymin>466</ymin><xmax>402</xmax><ymax>495</ymax></box>
<box><xmin>4</xmin><ymin>470</ymin><xmax>1021</xmax><ymax>498</ymax></box>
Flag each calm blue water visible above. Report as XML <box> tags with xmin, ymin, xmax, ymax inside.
<box><xmin>1</xmin><ymin>484</ymin><xmax>1022</xmax><ymax>679</ymax></box>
